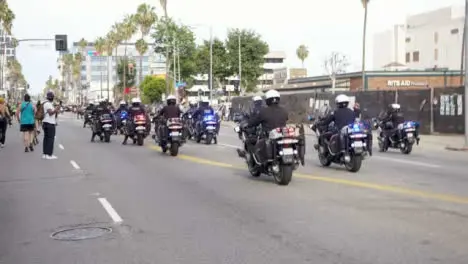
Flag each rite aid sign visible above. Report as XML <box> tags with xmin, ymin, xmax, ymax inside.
<box><xmin>387</xmin><ymin>80</ymin><xmax>428</xmax><ymax>87</ymax></box>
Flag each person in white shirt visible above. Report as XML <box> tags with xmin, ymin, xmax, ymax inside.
<box><xmin>42</xmin><ymin>91</ymin><xmax>61</xmax><ymax>159</ymax></box>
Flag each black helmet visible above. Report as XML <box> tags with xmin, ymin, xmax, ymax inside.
<box><xmin>46</xmin><ymin>91</ymin><xmax>55</xmax><ymax>101</ymax></box>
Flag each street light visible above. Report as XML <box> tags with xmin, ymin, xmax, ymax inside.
<box><xmin>464</xmin><ymin>0</ymin><xmax>468</xmax><ymax>147</ymax></box>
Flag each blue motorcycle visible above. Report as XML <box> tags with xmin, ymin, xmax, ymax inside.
<box><xmin>310</xmin><ymin>118</ymin><xmax>369</xmax><ymax>172</ymax></box>
<box><xmin>196</xmin><ymin>113</ymin><xmax>218</xmax><ymax>144</ymax></box>
<box><xmin>375</xmin><ymin>120</ymin><xmax>420</xmax><ymax>154</ymax></box>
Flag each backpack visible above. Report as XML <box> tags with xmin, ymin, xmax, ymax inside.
<box><xmin>35</xmin><ymin>102</ymin><xmax>45</xmax><ymax>120</ymax></box>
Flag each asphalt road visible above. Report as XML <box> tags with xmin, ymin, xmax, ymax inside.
<box><xmin>1</xmin><ymin>113</ymin><xmax>467</xmax><ymax>264</ymax></box>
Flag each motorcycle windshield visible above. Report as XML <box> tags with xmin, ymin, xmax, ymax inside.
<box><xmin>348</xmin><ymin>122</ymin><xmax>365</xmax><ymax>133</ymax></box>
<box><xmin>318</xmin><ymin>105</ymin><xmax>332</xmax><ymax>119</ymax></box>
<box><xmin>404</xmin><ymin>121</ymin><xmax>415</xmax><ymax>128</ymax></box>
<box><xmin>203</xmin><ymin>115</ymin><xmax>215</xmax><ymax>121</ymax></box>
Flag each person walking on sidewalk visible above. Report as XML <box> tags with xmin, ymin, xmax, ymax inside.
<box><xmin>42</xmin><ymin>92</ymin><xmax>60</xmax><ymax>159</ymax></box>
<box><xmin>17</xmin><ymin>94</ymin><xmax>36</xmax><ymax>152</ymax></box>
<box><xmin>0</xmin><ymin>97</ymin><xmax>12</xmax><ymax>148</ymax></box>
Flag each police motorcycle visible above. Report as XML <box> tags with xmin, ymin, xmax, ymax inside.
<box><xmin>117</xmin><ymin>110</ymin><xmax>129</xmax><ymax>135</ymax></box>
<box><xmin>91</xmin><ymin>112</ymin><xmax>114</xmax><ymax>143</ymax></box>
<box><xmin>182</xmin><ymin>111</ymin><xmax>195</xmax><ymax>140</ymax></box>
<box><xmin>196</xmin><ymin>111</ymin><xmax>218</xmax><ymax>145</ymax></box>
<box><xmin>83</xmin><ymin>109</ymin><xmax>93</xmax><ymax>128</ymax></box>
<box><xmin>373</xmin><ymin>114</ymin><xmax>420</xmax><ymax>154</ymax></box>
<box><xmin>130</xmin><ymin>113</ymin><xmax>149</xmax><ymax>146</ymax></box>
<box><xmin>234</xmin><ymin>112</ymin><xmax>305</xmax><ymax>186</ymax></box>
<box><xmin>309</xmin><ymin>105</ymin><xmax>369</xmax><ymax>172</ymax></box>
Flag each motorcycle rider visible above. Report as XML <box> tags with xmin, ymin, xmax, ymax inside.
<box><xmin>90</xmin><ymin>99</ymin><xmax>111</xmax><ymax>142</ymax></box>
<box><xmin>83</xmin><ymin>102</ymin><xmax>95</xmax><ymax>128</ymax></box>
<box><xmin>192</xmin><ymin>99</ymin><xmax>215</xmax><ymax>135</ymax></box>
<box><xmin>155</xmin><ymin>95</ymin><xmax>183</xmax><ymax>143</ymax></box>
<box><xmin>380</xmin><ymin>103</ymin><xmax>405</xmax><ymax>145</ymax></box>
<box><xmin>317</xmin><ymin>94</ymin><xmax>356</xmax><ymax>155</ymax></box>
<box><xmin>123</xmin><ymin>97</ymin><xmax>148</xmax><ymax>145</ymax></box>
<box><xmin>243</xmin><ymin>89</ymin><xmax>288</xmax><ymax>164</ymax></box>
<box><xmin>250</xmin><ymin>96</ymin><xmax>264</xmax><ymax>117</ymax></box>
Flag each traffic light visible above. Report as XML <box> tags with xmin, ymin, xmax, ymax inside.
<box><xmin>55</xmin><ymin>35</ymin><xmax>68</xmax><ymax>51</ymax></box>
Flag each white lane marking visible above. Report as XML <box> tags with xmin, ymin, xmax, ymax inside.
<box><xmin>98</xmin><ymin>198</ymin><xmax>123</xmax><ymax>223</ymax></box>
<box><xmin>70</xmin><ymin>160</ymin><xmax>80</xmax><ymax>169</ymax></box>
<box><xmin>59</xmin><ymin>144</ymin><xmax>64</xmax><ymax>150</ymax></box>
<box><xmin>218</xmin><ymin>143</ymin><xmax>239</xmax><ymax>149</ymax></box>
<box><xmin>373</xmin><ymin>156</ymin><xmax>441</xmax><ymax>168</ymax></box>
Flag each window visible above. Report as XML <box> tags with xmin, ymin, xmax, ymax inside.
<box><xmin>91</xmin><ymin>75</ymin><xmax>101</xmax><ymax>81</ymax></box>
<box><xmin>81</xmin><ymin>75</ymin><xmax>87</xmax><ymax>81</ymax></box>
<box><xmin>405</xmin><ymin>52</ymin><xmax>410</xmax><ymax>63</ymax></box>
<box><xmin>434</xmin><ymin>32</ymin><xmax>438</xmax><ymax>43</ymax></box>
<box><xmin>434</xmin><ymin>49</ymin><xmax>438</xmax><ymax>60</ymax></box>
<box><xmin>451</xmin><ymin>28</ymin><xmax>459</xmax><ymax>34</ymax></box>
<box><xmin>413</xmin><ymin>51</ymin><xmax>419</xmax><ymax>62</ymax></box>
<box><xmin>81</xmin><ymin>65</ymin><xmax>86</xmax><ymax>71</ymax></box>
<box><xmin>405</xmin><ymin>37</ymin><xmax>411</xmax><ymax>43</ymax></box>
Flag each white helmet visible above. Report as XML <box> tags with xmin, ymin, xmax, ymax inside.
<box><xmin>119</xmin><ymin>100</ymin><xmax>126</xmax><ymax>105</ymax></box>
<box><xmin>131</xmin><ymin>97</ymin><xmax>141</xmax><ymax>104</ymax></box>
<box><xmin>167</xmin><ymin>95</ymin><xmax>176</xmax><ymax>100</ymax></box>
<box><xmin>252</xmin><ymin>95</ymin><xmax>262</xmax><ymax>101</ymax></box>
<box><xmin>391</xmin><ymin>103</ymin><xmax>401</xmax><ymax>109</ymax></box>
<box><xmin>190</xmin><ymin>99</ymin><xmax>197</xmax><ymax>105</ymax></box>
<box><xmin>265</xmin><ymin>89</ymin><xmax>280</xmax><ymax>99</ymax></box>
<box><xmin>335</xmin><ymin>94</ymin><xmax>350</xmax><ymax>104</ymax></box>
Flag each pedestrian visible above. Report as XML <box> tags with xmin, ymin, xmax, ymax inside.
<box><xmin>0</xmin><ymin>97</ymin><xmax>12</xmax><ymax>148</ymax></box>
<box><xmin>17</xmin><ymin>94</ymin><xmax>36</xmax><ymax>152</ymax></box>
<box><xmin>42</xmin><ymin>91</ymin><xmax>61</xmax><ymax>159</ymax></box>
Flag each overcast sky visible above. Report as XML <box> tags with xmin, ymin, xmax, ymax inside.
<box><xmin>8</xmin><ymin>0</ymin><xmax>465</xmax><ymax>94</ymax></box>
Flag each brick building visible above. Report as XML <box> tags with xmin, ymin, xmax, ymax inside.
<box><xmin>267</xmin><ymin>70</ymin><xmax>463</xmax><ymax>93</ymax></box>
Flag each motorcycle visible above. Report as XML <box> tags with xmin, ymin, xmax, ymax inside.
<box><xmin>117</xmin><ymin>110</ymin><xmax>129</xmax><ymax>135</ymax></box>
<box><xmin>310</xmin><ymin>117</ymin><xmax>369</xmax><ymax>172</ymax></box>
<box><xmin>235</xmin><ymin>121</ymin><xmax>303</xmax><ymax>186</ymax></box>
<box><xmin>91</xmin><ymin>113</ymin><xmax>113</xmax><ymax>143</ymax></box>
<box><xmin>374</xmin><ymin>119</ymin><xmax>420</xmax><ymax>154</ymax></box>
<box><xmin>131</xmin><ymin>114</ymin><xmax>148</xmax><ymax>146</ymax></box>
<box><xmin>83</xmin><ymin>110</ymin><xmax>93</xmax><ymax>128</ymax></box>
<box><xmin>158</xmin><ymin>117</ymin><xmax>184</xmax><ymax>156</ymax></box>
<box><xmin>182</xmin><ymin>113</ymin><xmax>195</xmax><ymax>140</ymax></box>
<box><xmin>196</xmin><ymin>113</ymin><xmax>218</xmax><ymax>145</ymax></box>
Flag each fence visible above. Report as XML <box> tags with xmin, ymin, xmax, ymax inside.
<box><xmin>231</xmin><ymin>86</ymin><xmax>465</xmax><ymax>134</ymax></box>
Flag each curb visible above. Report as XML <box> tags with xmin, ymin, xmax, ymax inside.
<box><xmin>445</xmin><ymin>146</ymin><xmax>468</xmax><ymax>151</ymax></box>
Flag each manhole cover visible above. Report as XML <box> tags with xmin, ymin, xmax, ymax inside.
<box><xmin>51</xmin><ymin>227</ymin><xmax>112</xmax><ymax>241</ymax></box>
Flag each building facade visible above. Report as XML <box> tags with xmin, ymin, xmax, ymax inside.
<box><xmin>62</xmin><ymin>41</ymin><xmax>166</xmax><ymax>103</ymax></box>
<box><xmin>373</xmin><ymin>6</ymin><xmax>464</xmax><ymax>70</ymax></box>
<box><xmin>0</xmin><ymin>29</ymin><xmax>16</xmax><ymax>92</ymax></box>
<box><xmin>268</xmin><ymin>70</ymin><xmax>462</xmax><ymax>94</ymax></box>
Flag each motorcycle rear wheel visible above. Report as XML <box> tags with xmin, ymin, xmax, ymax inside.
<box><xmin>345</xmin><ymin>155</ymin><xmax>362</xmax><ymax>172</ymax></box>
<box><xmin>274</xmin><ymin>165</ymin><xmax>293</xmax><ymax>186</ymax></box>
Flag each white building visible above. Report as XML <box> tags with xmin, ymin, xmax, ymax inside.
<box><xmin>61</xmin><ymin>41</ymin><xmax>166</xmax><ymax>103</ymax></box>
<box><xmin>0</xmin><ymin>29</ymin><xmax>16</xmax><ymax>93</ymax></box>
<box><xmin>373</xmin><ymin>6</ymin><xmax>464</xmax><ymax>70</ymax></box>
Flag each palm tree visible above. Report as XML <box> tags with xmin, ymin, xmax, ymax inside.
<box><xmin>135</xmin><ymin>4</ymin><xmax>157</xmax><ymax>89</ymax></box>
<box><xmin>94</xmin><ymin>37</ymin><xmax>106</xmax><ymax>98</ymax></box>
<box><xmin>110</xmin><ymin>22</ymin><xmax>124</xmax><ymax>100</ymax></box>
<box><xmin>0</xmin><ymin>1</ymin><xmax>15</xmax><ymax>35</ymax></box>
<box><xmin>361</xmin><ymin>0</ymin><xmax>369</xmax><ymax>90</ymax></box>
<box><xmin>159</xmin><ymin>0</ymin><xmax>170</xmax><ymax>94</ymax></box>
<box><xmin>72</xmin><ymin>53</ymin><xmax>83</xmax><ymax>104</ymax></box>
<box><xmin>119</xmin><ymin>15</ymin><xmax>137</xmax><ymax>99</ymax></box>
<box><xmin>76</xmin><ymin>38</ymin><xmax>88</xmax><ymax>103</ymax></box>
<box><xmin>105</xmin><ymin>32</ymin><xmax>118</xmax><ymax>101</ymax></box>
<box><xmin>296</xmin><ymin>45</ymin><xmax>309</xmax><ymax>68</ymax></box>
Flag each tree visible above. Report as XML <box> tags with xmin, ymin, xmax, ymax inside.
<box><xmin>116</xmin><ymin>58</ymin><xmax>137</xmax><ymax>94</ymax></box>
<box><xmin>296</xmin><ymin>45</ymin><xmax>309</xmax><ymax>68</ymax></box>
<box><xmin>0</xmin><ymin>1</ymin><xmax>15</xmax><ymax>35</ymax></box>
<box><xmin>225</xmin><ymin>28</ymin><xmax>269</xmax><ymax>93</ymax></box>
<box><xmin>140</xmin><ymin>75</ymin><xmax>165</xmax><ymax>103</ymax></box>
<box><xmin>94</xmin><ymin>37</ymin><xmax>106</xmax><ymax>98</ymax></box>
<box><xmin>152</xmin><ymin>18</ymin><xmax>197</xmax><ymax>93</ymax></box>
<box><xmin>44</xmin><ymin>75</ymin><xmax>62</xmax><ymax>99</ymax></box>
<box><xmin>104</xmin><ymin>31</ymin><xmax>119</xmax><ymax>100</ymax></box>
<box><xmin>322</xmin><ymin>52</ymin><xmax>349</xmax><ymax>94</ymax></box>
<box><xmin>135</xmin><ymin>4</ymin><xmax>157</xmax><ymax>86</ymax></box>
<box><xmin>195</xmin><ymin>38</ymin><xmax>231</xmax><ymax>89</ymax></box>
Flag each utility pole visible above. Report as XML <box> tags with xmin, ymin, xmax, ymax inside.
<box><xmin>173</xmin><ymin>40</ymin><xmax>176</xmax><ymax>95</ymax></box>
<box><xmin>464</xmin><ymin>0</ymin><xmax>468</xmax><ymax>146</ymax></box>
<box><xmin>238</xmin><ymin>32</ymin><xmax>242</xmax><ymax>95</ymax></box>
<box><xmin>209</xmin><ymin>26</ymin><xmax>213</xmax><ymax>102</ymax></box>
